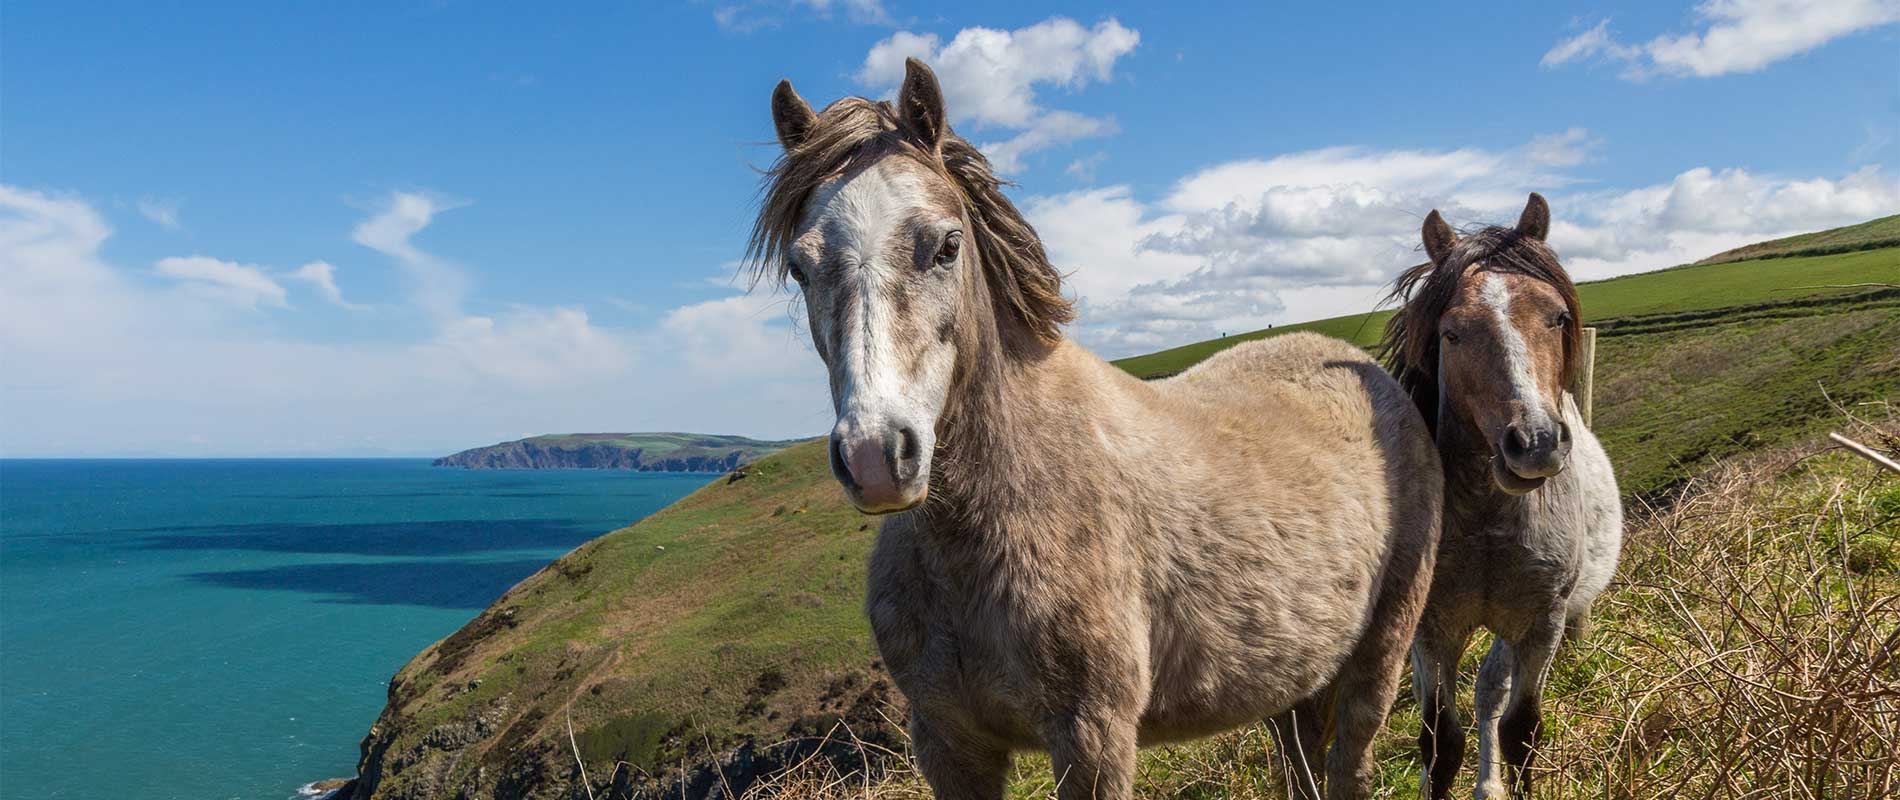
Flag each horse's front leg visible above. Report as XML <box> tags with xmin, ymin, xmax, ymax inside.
<box><xmin>1041</xmin><ymin>707</ymin><xmax>1139</xmax><ymax>800</ymax></box>
<box><xmin>1036</xmin><ymin>617</ymin><xmax>1145</xmax><ymax>800</ymax></box>
<box><xmin>1474</xmin><ymin>607</ymin><xmax>1565</xmax><ymax>800</ymax></box>
<box><xmin>1498</xmin><ymin>608</ymin><xmax>1565</xmax><ymax>798</ymax></box>
<box><xmin>1414</xmin><ymin>621</ymin><xmax>1472</xmax><ymax>800</ymax></box>
<box><xmin>910</xmin><ymin>711</ymin><xmax>1009</xmax><ymax>800</ymax></box>
<box><xmin>1471</xmin><ymin>637</ymin><xmax>1515</xmax><ymax>800</ymax></box>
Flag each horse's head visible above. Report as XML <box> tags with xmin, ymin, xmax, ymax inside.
<box><xmin>752</xmin><ymin>59</ymin><xmax>1072</xmax><ymax>514</ymax></box>
<box><xmin>1391</xmin><ymin>193</ymin><xmax>1583</xmax><ymax>495</ymax></box>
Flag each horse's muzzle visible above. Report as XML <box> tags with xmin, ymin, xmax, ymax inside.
<box><xmin>1494</xmin><ymin>417</ymin><xmax>1571</xmax><ymax>493</ymax></box>
<box><xmin>829</xmin><ymin>417</ymin><xmax>926</xmax><ymax>514</ymax></box>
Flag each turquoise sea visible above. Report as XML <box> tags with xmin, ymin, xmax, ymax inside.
<box><xmin>0</xmin><ymin>459</ymin><xmax>709</xmax><ymax>800</ymax></box>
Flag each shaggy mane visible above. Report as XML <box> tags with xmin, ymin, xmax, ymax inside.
<box><xmin>745</xmin><ymin>96</ymin><xmax>1074</xmax><ymax>343</ymax></box>
<box><xmin>1379</xmin><ymin>226</ymin><xmax>1584</xmax><ymax>430</ymax></box>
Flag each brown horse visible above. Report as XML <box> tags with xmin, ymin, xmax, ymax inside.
<box><xmin>751</xmin><ymin>59</ymin><xmax>1441</xmax><ymax>800</ymax></box>
<box><xmin>1382</xmin><ymin>195</ymin><xmax>1623</xmax><ymax>799</ymax></box>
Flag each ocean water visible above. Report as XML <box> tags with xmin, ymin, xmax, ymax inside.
<box><xmin>0</xmin><ymin>459</ymin><xmax>709</xmax><ymax>800</ymax></box>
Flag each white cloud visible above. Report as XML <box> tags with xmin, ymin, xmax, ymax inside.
<box><xmin>0</xmin><ymin>185</ymin><xmax>828</xmax><ymax>457</ymax></box>
<box><xmin>1542</xmin><ymin>20</ymin><xmax>1620</xmax><ymax>67</ymax></box>
<box><xmin>136</xmin><ymin>196</ymin><xmax>182</xmax><ymax>230</ymax></box>
<box><xmin>1552</xmin><ymin>164</ymin><xmax>1900</xmax><ymax>278</ymax></box>
<box><xmin>351</xmin><ymin>191</ymin><xmax>468</xmax><ymax>321</ymax></box>
<box><xmin>427</xmin><ymin>307</ymin><xmax>635</xmax><ymax>384</ymax></box>
<box><xmin>1019</xmin><ymin>133</ymin><xmax>1898</xmax><ymax>357</ymax></box>
<box><xmin>858</xmin><ymin>17</ymin><xmax>1139</xmax><ymax>171</ymax></box>
<box><xmin>979</xmin><ymin>111</ymin><xmax>1118</xmax><ymax>174</ymax></box>
<box><xmin>1543</xmin><ymin>2</ymin><xmax>1900</xmax><ymax>79</ymax></box>
<box><xmin>154</xmin><ymin>256</ymin><xmax>290</xmax><ymax>309</ymax></box>
<box><xmin>288</xmin><ymin>260</ymin><xmax>367</xmax><ymax>311</ymax></box>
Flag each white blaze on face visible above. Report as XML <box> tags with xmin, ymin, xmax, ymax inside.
<box><xmin>806</xmin><ymin>163</ymin><xmax>939</xmax><ymax>425</ymax></box>
<box><xmin>1479</xmin><ymin>273</ymin><xmax>1553</xmax><ymax>430</ymax></box>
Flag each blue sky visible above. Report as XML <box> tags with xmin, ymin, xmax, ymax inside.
<box><xmin>3</xmin><ymin>1</ymin><xmax>1896</xmax><ymax>456</ymax></box>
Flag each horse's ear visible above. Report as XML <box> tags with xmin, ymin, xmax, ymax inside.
<box><xmin>897</xmin><ymin>57</ymin><xmax>948</xmax><ymax>152</ymax></box>
<box><xmin>772</xmin><ymin>79</ymin><xmax>818</xmax><ymax>151</ymax></box>
<box><xmin>1516</xmin><ymin>192</ymin><xmax>1550</xmax><ymax>241</ymax></box>
<box><xmin>1422</xmin><ymin>210</ymin><xmax>1457</xmax><ymax>265</ymax></box>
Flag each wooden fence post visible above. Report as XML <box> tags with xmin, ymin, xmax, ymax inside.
<box><xmin>1573</xmin><ymin>327</ymin><xmax>1597</xmax><ymax>427</ymax></box>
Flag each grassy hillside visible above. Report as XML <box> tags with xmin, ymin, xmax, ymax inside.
<box><xmin>346</xmin><ymin>240</ymin><xmax>1900</xmax><ymax>800</ymax></box>
<box><xmin>1113</xmin><ymin>245</ymin><xmax>1900</xmax><ymax>379</ymax></box>
<box><xmin>753</xmin><ymin>427</ymin><xmax>1900</xmax><ymax>799</ymax></box>
<box><xmin>1695</xmin><ymin>214</ymin><xmax>1900</xmax><ymax>264</ymax></box>
<box><xmin>356</xmin><ymin>440</ymin><xmax>886</xmax><ymax>799</ymax></box>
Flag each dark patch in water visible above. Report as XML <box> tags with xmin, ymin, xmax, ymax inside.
<box><xmin>184</xmin><ymin>558</ymin><xmax>555</xmax><ymax>609</ymax></box>
<box><xmin>235</xmin><ymin>492</ymin><xmax>460</xmax><ymax>500</ymax></box>
<box><xmin>129</xmin><ymin>518</ymin><xmax>609</xmax><ymax>557</ymax></box>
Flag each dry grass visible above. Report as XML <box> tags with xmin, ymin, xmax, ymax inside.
<box><xmin>1533</xmin><ymin>412</ymin><xmax>1899</xmax><ymax>798</ymax></box>
<box><xmin>676</xmin><ymin>417</ymin><xmax>1900</xmax><ymax>800</ymax></box>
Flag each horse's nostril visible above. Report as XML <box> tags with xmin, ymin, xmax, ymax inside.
<box><xmin>829</xmin><ymin>436</ymin><xmax>853</xmax><ymax>487</ymax></box>
<box><xmin>1502</xmin><ymin>426</ymin><xmax>1530</xmax><ymax>458</ymax></box>
<box><xmin>895</xmin><ymin>426</ymin><xmax>921</xmax><ymax>466</ymax></box>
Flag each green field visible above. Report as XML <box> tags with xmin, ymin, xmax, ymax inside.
<box><xmin>1695</xmin><ymin>213</ymin><xmax>1900</xmax><ymax>264</ymax></box>
<box><xmin>348</xmin><ymin>236</ymin><xmax>1900</xmax><ymax>800</ymax></box>
<box><xmin>1113</xmin><ymin>245</ymin><xmax>1899</xmax><ymax>379</ymax></box>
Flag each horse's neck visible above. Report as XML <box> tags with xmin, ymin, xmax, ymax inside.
<box><xmin>924</xmin><ymin>339</ymin><xmax>1128</xmax><ymax>535</ymax></box>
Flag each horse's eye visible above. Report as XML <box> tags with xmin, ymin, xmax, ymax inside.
<box><xmin>933</xmin><ymin>231</ymin><xmax>962</xmax><ymax>269</ymax></box>
<box><xmin>786</xmin><ymin>260</ymin><xmax>807</xmax><ymax>286</ymax></box>
<box><xmin>1550</xmin><ymin>311</ymin><xmax>1571</xmax><ymax>329</ymax></box>
<box><xmin>1442</xmin><ymin>330</ymin><xmax>1460</xmax><ymax>344</ymax></box>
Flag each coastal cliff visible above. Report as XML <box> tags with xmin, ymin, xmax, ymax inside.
<box><xmin>433</xmin><ymin>433</ymin><xmax>803</xmax><ymax>472</ymax></box>
<box><xmin>349</xmin><ymin>440</ymin><xmax>901</xmax><ymax>800</ymax></box>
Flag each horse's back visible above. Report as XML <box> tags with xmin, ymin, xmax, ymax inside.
<box><xmin>1170</xmin><ymin>332</ymin><xmax>1431</xmax><ymax>468</ymax></box>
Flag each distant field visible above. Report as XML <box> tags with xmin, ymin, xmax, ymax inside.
<box><xmin>1113</xmin><ymin>244</ymin><xmax>1900</xmax><ymax>379</ymax></box>
<box><xmin>512</xmin><ymin>432</ymin><xmax>802</xmax><ymax>457</ymax></box>
<box><xmin>1591</xmin><ymin>292</ymin><xmax>1898</xmax><ymax>494</ymax></box>
<box><xmin>1696</xmin><ymin>214</ymin><xmax>1900</xmax><ymax>264</ymax></box>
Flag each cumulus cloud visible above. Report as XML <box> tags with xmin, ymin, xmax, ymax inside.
<box><xmin>1553</xmin><ymin>164</ymin><xmax>1900</xmax><ymax>278</ymax></box>
<box><xmin>155</xmin><ymin>256</ymin><xmax>290</xmax><ymax>309</ymax></box>
<box><xmin>0</xmin><ymin>184</ymin><xmax>828</xmax><ymax>457</ymax></box>
<box><xmin>1019</xmin><ymin>133</ymin><xmax>1898</xmax><ymax>356</ymax></box>
<box><xmin>1543</xmin><ymin>1</ymin><xmax>1900</xmax><ymax>79</ymax></box>
<box><xmin>857</xmin><ymin>17</ymin><xmax>1139</xmax><ymax>171</ymax></box>
<box><xmin>288</xmin><ymin>260</ymin><xmax>367</xmax><ymax>310</ymax></box>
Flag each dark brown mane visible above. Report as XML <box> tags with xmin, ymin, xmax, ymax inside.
<box><xmin>1379</xmin><ymin>226</ymin><xmax>1583</xmax><ymax>430</ymax></box>
<box><xmin>745</xmin><ymin>96</ymin><xmax>1074</xmax><ymax>344</ymax></box>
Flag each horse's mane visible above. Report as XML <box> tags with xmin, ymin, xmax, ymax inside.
<box><xmin>1379</xmin><ymin>226</ymin><xmax>1583</xmax><ymax>431</ymax></box>
<box><xmin>745</xmin><ymin>96</ymin><xmax>1074</xmax><ymax>344</ymax></box>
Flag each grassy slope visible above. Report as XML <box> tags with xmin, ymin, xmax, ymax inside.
<box><xmin>771</xmin><ymin>432</ymin><xmax>1900</xmax><ymax>799</ymax></box>
<box><xmin>354</xmin><ymin>244</ymin><xmax>1900</xmax><ymax>799</ymax></box>
<box><xmin>359</xmin><ymin>442</ymin><xmax>887</xmax><ymax>799</ymax></box>
<box><xmin>1695</xmin><ymin>214</ymin><xmax>1900</xmax><ymax>264</ymax></box>
<box><xmin>1113</xmin><ymin>245</ymin><xmax>1900</xmax><ymax>379</ymax></box>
